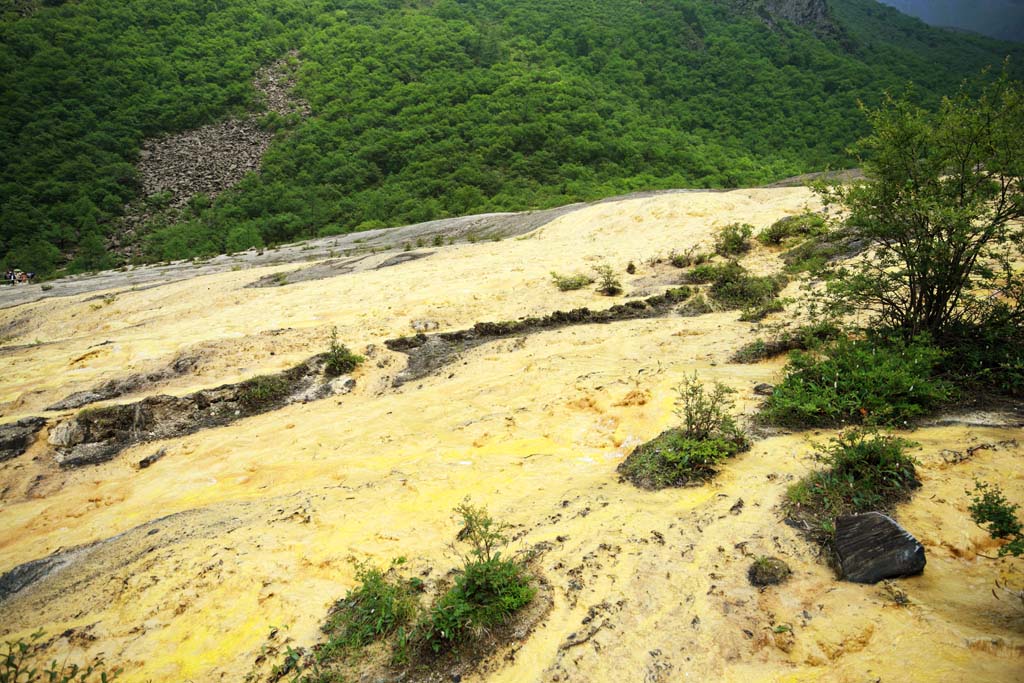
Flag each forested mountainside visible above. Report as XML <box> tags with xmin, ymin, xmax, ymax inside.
<box><xmin>878</xmin><ymin>0</ymin><xmax>1024</xmax><ymax>42</ymax></box>
<box><xmin>1</xmin><ymin>0</ymin><xmax>1021</xmax><ymax>275</ymax></box>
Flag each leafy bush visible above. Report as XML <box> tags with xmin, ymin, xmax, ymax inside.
<box><xmin>757</xmin><ymin>213</ymin><xmax>827</xmax><ymax>245</ymax></box>
<box><xmin>550</xmin><ymin>271</ymin><xmax>594</xmax><ymax>291</ymax></box>
<box><xmin>713</xmin><ymin>223</ymin><xmax>753</xmax><ymax>256</ymax></box>
<box><xmin>319</xmin><ymin>559</ymin><xmax>419</xmax><ymax>656</ymax></box>
<box><xmin>761</xmin><ymin>336</ymin><xmax>952</xmax><ymax>427</ymax></box>
<box><xmin>940</xmin><ymin>315</ymin><xmax>1024</xmax><ymax>398</ymax></box>
<box><xmin>670</xmin><ymin>248</ymin><xmax>711</xmax><ymax>269</ymax></box>
<box><xmin>237</xmin><ymin>374</ymin><xmax>290</xmax><ymax>410</ymax></box>
<box><xmin>1</xmin><ymin>631</ymin><xmax>121</xmax><ymax>683</ymax></box>
<box><xmin>418</xmin><ymin>501</ymin><xmax>534</xmax><ymax>654</ymax></box>
<box><xmin>592</xmin><ymin>264</ymin><xmax>622</xmax><ymax>296</ymax></box>
<box><xmin>618</xmin><ymin>373</ymin><xmax>748</xmax><ymax>489</ymax></box>
<box><xmin>968</xmin><ymin>482</ymin><xmax>1023</xmax><ymax>558</ymax></box>
<box><xmin>324</xmin><ymin>327</ymin><xmax>364</xmax><ymax>377</ymax></box>
<box><xmin>683</xmin><ymin>261</ymin><xmax>736</xmax><ymax>284</ymax></box>
<box><xmin>784</xmin><ymin>430</ymin><xmax>919</xmax><ymax>544</ymax></box>
<box><xmin>738</xmin><ymin>298</ymin><xmax>785</xmax><ymax>322</ymax></box>
<box><xmin>705</xmin><ymin>263</ymin><xmax>787</xmax><ymax>311</ymax></box>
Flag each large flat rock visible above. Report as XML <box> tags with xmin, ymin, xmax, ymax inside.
<box><xmin>835</xmin><ymin>512</ymin><xmax>926</xmax><ymax>584</ymax></box>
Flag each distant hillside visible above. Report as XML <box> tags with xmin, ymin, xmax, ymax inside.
<box><xmin>1</xmin><ymin>0</ymin><xmax>1021</xmax><ymax>275</ymax></box>
<box><xmin>878</xmin><ymin>0</ymin><xmax>1024</xmax><ymax>42</ymax></box>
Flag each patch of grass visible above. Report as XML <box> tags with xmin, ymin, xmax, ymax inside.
<box><xmin>1</xmin><ymin>631</ymin><xmax>122</xmax><ymax>682</ymax></box>
<box><xmin>237</xmin><ymin>374</ymin><xmax>290</xmax><ymax>410</ymax></box>
<box><xmin>761</xmin><ymin>335</ymin><xmax>952</xmax><ymax>427</ymax></box>
<box><xmin>713</xmin><ymin>222</ymin><xmax>753</xmax><ymax>256</ymax></box>
<box><xmin>939</xmin><ymin>316</ymin><xmax>1024</xmax><ymax>398</ymax></box>
<box><xmin>417</xmin><ymin>501</ymin><xmax>534</xmax><ymax>654</ymax></box>
<box><xmin>781</xmin><ymin>226</ymin><xmax>862</xmax><ymax>274</ymax></box>
<box><xmin>784</xmin><ymin>430</ymin><xmax>919</xmax><ymax>549</ymax></box>
<box><xmin>319</xmin><ymin>558</ymin><xmax>420</xmax><ymax>659</ymax></box>
<box><xmin>550</xmin><ymin>271</ymin><xmax>594</xmax><ymax>291</ymax></box>
<box><xmin>324</xmin><ymin>327</ymin><xmax>364</xmax><ymax>377</ymax></box>
<box><xmin>618</xmin><ymin>373</ymin><xmax>749</xmax><ymax>489</ymax></box>
<box><xmin>730</xmin><ymin>322</ymin><xmax>842</xmax><ymax>363</ymax></box>
<box><xmin>678</xmin><ymin>293</ymin><xmax>713</xmax><ymax>317</ymax></box>
<box><xmin>592</xmin><ymin>264</ymin><xmax>622</xmax><ymax>296</ymax></box>
<box><xmin>758</xmin><ymin>213</ymin><xmax>827</xmax><ymax>246</ymax></box>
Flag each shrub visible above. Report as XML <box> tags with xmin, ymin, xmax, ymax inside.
<box><xmin>968</xmin><ymin>481</ymin><xmax>1023</xmax><ymax>558</ymax></box>
<box><xmin>324</xmin><ymin>327</ymin><xmax>364</xmax><ymax>377</ymax></box>
<box><xmin>704</xmin><ymin>262</ymin><xmax>787</xmax><ymax>311</ymax></box>
<box><xmin>592</xmin><ymin>264</ymin><xmax>622</xmax><ymax>296</ymax></box>
<box><xmin>550</xmin><ymin>271</ymin><xmax>594</xmax><ymax>291</ymax></box>
<box><xmin>0</xmin><ymin>631</ymin><xmax>121</xmax><ymax>682</ymax></box>
<box><xmin>713</xmin><ymin>222</ymin><xmax>753</xmax><ymax>256</ymax></box>
<box><xmin>761</xmin><ymin>336</ymin><xmax>952</xmax><ymax>427</ymax></box>
<box><xmin>237</xmin><ymin>374</ymin><xmax>290</xmax><ymax>409</ymax></box>
<box><xmin>320</xmin><ymin>559</ymin><xmax>419</xmax><ymax>656</ymax></box>
<box><xmin>757</xmin><ymin>213</ymin><xmax>827</xmax><ymax>245</ymax></box>
<box><xmin>670</xmin><ymin>248</ymin><xmax>711</xmax><ymax>269</ymax></box>
<box><xmin>683</xmin><ymin>261</ymin><xmax>736</xmax><ymax>284</ymax></box>
<box><xmin>784</xmin><ymin>430</ymin><xmax>919</xmax><ymax>547</ymax></box>
<box><xmin>418</xmin><ymin>501</ymin><xmax>534</xmax><ymax>654</ymax></box>
<box><xmin>618</xmin><ymin>373</ymin><xmax>749</xmax><ymax>489</ymax></box>
<box><xmin>940</xmin><ymin>315</ymin><xmax>1024</xmax><ymax>398</ymax></box>
<box><xmin>738</xmin><ymin>298</ymin><xmax>785</xmax><ymax>322</ymax></box>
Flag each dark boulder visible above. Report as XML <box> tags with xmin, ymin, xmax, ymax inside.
<box><xmin>0</xmin><ymin>417</ymin><xmax>46</xmax><ymax>462</ymax></box>
<box><xmin>753</xmin><ymin>383</ymin><xmax>775</xmax><ymax>396</ymax></box>
<box><xmin>835</xmin><ymin>512</ymin><xmax>925</xmax><ymax>584</ymax></box>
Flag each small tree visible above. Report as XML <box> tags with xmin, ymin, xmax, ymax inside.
<box><xmin>815</xmin><ymin>68</ymin><xmax>1024</xmax><ymax>339</ymax></box>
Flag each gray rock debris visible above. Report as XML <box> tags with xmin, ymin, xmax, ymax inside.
<box><xmin>0</xmin><ymin>417</ymin><xmax>47</xmax><ymax>462</ymax></box>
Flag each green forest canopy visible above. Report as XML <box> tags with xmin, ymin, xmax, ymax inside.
<box><xmin>1</xmin><ymin>0</ymin><xmax>1021</xmax><ymax>275</ymax></box>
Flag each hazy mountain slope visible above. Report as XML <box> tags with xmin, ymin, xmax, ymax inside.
<box><xmin>1</xmin><ymin>0</ymin><xmax>1021</xmax><ymax>275</ymax></box>
<box><xmin>878</xmin><ymin>0</ymin><xmax>1024</xmax><ymax>42</ymax></box>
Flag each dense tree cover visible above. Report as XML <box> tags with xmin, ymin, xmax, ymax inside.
<box><xmin>1</xmin><ymin>0</ymin><xmax>1022</xmax><ymax>273</ymax></box>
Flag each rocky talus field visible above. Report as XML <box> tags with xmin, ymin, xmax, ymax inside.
<box><xmin>0</xmin><ymin>188</ymin><xmax>1021</xmax><ymax>682</ymax></box>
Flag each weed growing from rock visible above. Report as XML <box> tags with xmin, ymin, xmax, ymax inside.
<box><xmin>237</xmin><ymin>374</ymin><xmax>290</xmax><ymax>410</ymax></box>
<box><xmin>324</xmin><ymin>327</ymin><xmax>364</xmax><ymax>377</ymax></box>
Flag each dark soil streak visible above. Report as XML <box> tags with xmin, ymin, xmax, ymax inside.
<box><xmin>385</xmin><ymin>286</ymin><xmax>695</xmax><ymax>386</ymax></box>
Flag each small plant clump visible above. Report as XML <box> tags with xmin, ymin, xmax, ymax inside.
<box><xmin>738</xmin><ymin>298</ymin><xmax>785</xmax><ymax>322</ymax></box>
<box><xmin>324</xmin><ymin>327</ymin><xmax>364</xmax><ymax>377</ymax></box>
<box><xmin>757</xmin><ymin>213</ymin><xmax>827</xmax><ymax>246</ymax></box>
<box><xmin>237</xmin><ymin>374</ymin><xmax>290</xmax><ymax>410</ymax></box>
<box><xmin>784</xmin><ymin>430</ymin><xmax>919</xmax><ymax>550</ymax></box>
<box><xmin>550</xmin><ymin>271</ymin><xmax>594</xmax><ymax>291</ymax></box>
<box><xmin>713</xmin><ymin>222</ymin><xmax>754</xmax><ymax>256</ymax></box>
<box><xmin>1</xmin><ymin>631</ymin><xmax>121</xmax><ymax>682</ymax></box>
<box><xmin>592</xmin><ymin>264</ymin><xmax>622</xmax><ymax>296</ymax></box>
<box><xmin>618</xmin><ymin>372</ymin><xmax>749</xmax><ymax>489</ymax></box>
<box><xmin>418</xmin><ymin>501</ymin><xmax>535</xmax><ymax>653</ymax></box>
<box><xmin>761</xmin><ymin>336</ymin><xmax>952</xmax><ymax>427</ymax></box>
<box><xmin>681</xmin><ymin>261</ymin><xmax>786</xmax><ymax>311</ymax></box>
<box><xmin>968</xmin><ymin>481</ymin><xmax>1023</xmax><ymax>558</ymax></box>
